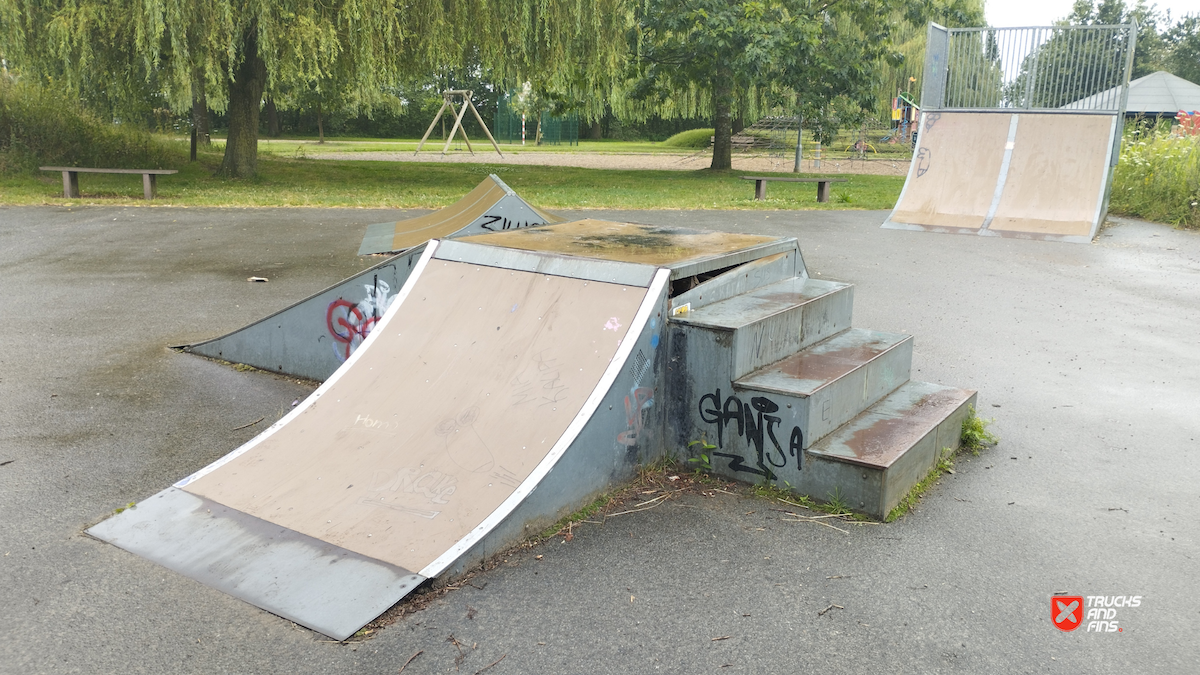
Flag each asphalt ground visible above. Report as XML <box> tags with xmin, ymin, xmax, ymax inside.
<box><xmin>1</xmin><ymin>204</ymin><xmax>1197</xmax><ymax>674</ymax></box>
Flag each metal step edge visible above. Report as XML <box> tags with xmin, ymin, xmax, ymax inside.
<box><xmin>733</xmin><ymin>330</ymin><xmax>913</xmax><ymax>399</ymax></box>
<box><xmin>670</xmin><ymin>278</ymin><xmax>851</xmax><ymax>331</ymax></box>
<box><xmin>807</xmin><ymin>381</ymin><xmax>977</xmax><ymax>471</ymax></box>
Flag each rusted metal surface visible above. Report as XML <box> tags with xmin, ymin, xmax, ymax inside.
<box><xmin>459</xmin><ymin>220</ymin><xmax>794</xmax><ymax>280</ymax></box>
<box><xmin>738</xmin><ymin>329</ymin><xmax>910</xmax><ymax>397</ymax></box>
<box><xmin>736</xmin><ymin>329</ymin><xmax>913</xmax><ymax>450</ymax></box>
<box><xmin>357</xmin><ymin>174</ymin><xmax>563</xmax><ymax>255</ymax></box>
<box><xmin>809</xmin><ymin>381</ymin><xmax>975</xmax><ymax>470</ymax></box>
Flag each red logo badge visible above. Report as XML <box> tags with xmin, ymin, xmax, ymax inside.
<box><xmin>1052</xmin><ymin>596</ymin><xmax>1084</xmax><ymax>631</ymax></box>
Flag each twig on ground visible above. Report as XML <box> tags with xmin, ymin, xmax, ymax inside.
<box><xmin>397</xmin><ymin>650</ymin><xmax>422</xmax><ymax>673</ymax></box>
<box><xmin>711</xmin><ymin>635</ymin><xmax>732</xmax><ymax>641</ymax></box>
<box><xmin>231</xmin><ymin>417</ymin><xmax>265</xmax><ymax>431</ymax></box>
<box><xmin>781</xmin><ymin>517</ymin><xmax>850</xmax><ymax>534</ymax></box>
<box><xmin>605</xmin><ymin>490</ymin><xmax>679</xmax><ymax>517</ymax></box>
<box><xmin>818</xmin><ymin>603</ymin><xmax>844</xmax><ymax>617</ymax></box>
<box><xmin>473</xmin><ymin>654</ymin><xmax>506</xmax><ymax>675</ymax></box>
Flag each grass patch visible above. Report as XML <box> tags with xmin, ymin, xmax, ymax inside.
<box><xmin>0</xmin><ymin>148</ymin><xmax>903</xmax><ymax>210</ymax></box>
<box><xmin>1110</xmin><ymin>125</ymin><xmax>1200</xmax><ymax>228</ymax></box>
<box><xmin>661</xmin><ymin>128</ymin><xmax>715</xmax><ymax>148</ymax></box>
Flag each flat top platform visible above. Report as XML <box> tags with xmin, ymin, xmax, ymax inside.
<box><xmin>459</xmin><ymin>219</ymin><xmax>792</xmax><ymax>275</ymax></box>
<box><xmin>40</xmin><ymin>166</ymin><xmax>178</xmax><ymax>174</ymax></box>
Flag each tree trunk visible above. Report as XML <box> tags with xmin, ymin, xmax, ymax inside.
<box><xmin>217</xmin><ymin>27</ymin><xmax>267</xmax><ymax>178</ymax></box>
<box><xmin>711</xmin><ymin>70</ymin><xmax>734</xmax><ymax>170</ymax></box>
<box><xmin>732</xmin><ymin>114</ymin><xmax>745</xmax><ymax>135</ymax></box>
<box><xmin>317</xmin><ymin>101</ymin><xmax>324</xmax><ymax>144</ymax></box>
<box><xmin>191</xmin><ymin>79</ymin><xmax>210</xmax><ymax>146</ymax></box>
<box><xmin>265</xmin><ymin>97</ymin><xmax>280</xmax><ymax>137</ymax></box>
<box><xmin>588</xmin><ymin>120</ymin><xmax>602</xmax><ymax>140</ymax></box>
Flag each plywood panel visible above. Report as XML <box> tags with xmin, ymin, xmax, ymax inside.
<box><xmin>987</xmin><ymin>114</ymin><xmax>1114</xmax><ymax>238</ymax></box>
<box><xmin>388</xmin><ymin>180</ymin><xmax>507</xmax><ymax>250</ymax></box>
<box><xmin>183</xmin><ymin>260</ymin><xmax>645</xmax><ymax>572</ymax></box>
<box><xmin>890</xmin><ymin>112</ymin><xmax>1014</xmax><ymax>230</ymax></box>
<box><xmin>461</xmin><ymin>219</ymin><xmax>781</xmax><ymax>266</ymax></box>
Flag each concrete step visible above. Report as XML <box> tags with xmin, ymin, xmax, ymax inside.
<box><xmin>805</xmin><ymin>381</ymin><xmax>977</xmax><ymax>518</ymax></box>
<box><xmin>671</xmin><ymin>277</ymin><xmax>853</xmax><ymax>379</ymax></box>
<box><xmin>735</xmin><ymin>329</ymin><xmax>913</xmax><ymax>450</ymax></box>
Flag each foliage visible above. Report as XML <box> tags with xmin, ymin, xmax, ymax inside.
<box><xmin>1111</xmin><ymin>122</ymin><xmax>1200</xmax><ymax>228</ymax></box>
<box><xmin>625</xmin><ymin>0</ymin><xmax>985</xmax><ymax>169</ymax></box>
<box><xmin>686</xmin><ymin>440</ymin><xmax>715</xmax><ymax>473</ymax></box>
<box><xmin>0</xmin><ymin>79</ymin><xmax>179</xmax><ymax>173</ymax></box>
<box><xmin>960</xmin><ymin>406</ymin><xmax>998</xmax><ymax>453</ymax></box>
<box><xmin>0</xmin><ymin>0</ymin><xmax>629</xmax><ymax>177</ymax></box>
<box><xmin>660</xmin><ymin>128</ymin><xmax>713</xmax><ymax>148</ymax></box>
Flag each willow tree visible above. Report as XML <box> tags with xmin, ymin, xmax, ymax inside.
<box><xmin>626</xmin><ymin>0</ymin><xmax>985</xmax><ymax>170</ymax></box>
<box><xmin>0</xmin><ymin>0</ymin><xmax>629</xmax><ymax>177</ymax></box>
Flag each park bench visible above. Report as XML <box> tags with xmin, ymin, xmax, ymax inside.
<box><xmin>40</xmin><ymin>166</ymin><xmax>179</xmax><ymax>200</ymax></box>
<box><xmin>740</xmin><ymin>175</ymin><xmax>848</xmax><ymax>203</ymax></box>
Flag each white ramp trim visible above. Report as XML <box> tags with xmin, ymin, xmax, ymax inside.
<box><xmin>419</xmin><ymin>266</ymin><xmax>671</xmax><ymax>578</ymax></box>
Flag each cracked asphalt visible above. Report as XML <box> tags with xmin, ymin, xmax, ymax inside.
<box><xmin>1</xmin><ymin>204</ymin><xmax>1196</xmax><ymax>674</ymax></box>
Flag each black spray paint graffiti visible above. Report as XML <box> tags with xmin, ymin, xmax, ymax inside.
<box><xmin>698</xmin><ymin>389</ymin><xmax>803</xmax><ymax>480</ymax></box>
<box><xmin>479</xmin><ymin>214</ymin><xmax>543</xmax><ymax>232</ymax></box>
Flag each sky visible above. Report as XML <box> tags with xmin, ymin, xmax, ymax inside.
<box><xmin>987</xmin><ymin>0</ymin><xmax>1200</xmax><ymax>27</ymax></box>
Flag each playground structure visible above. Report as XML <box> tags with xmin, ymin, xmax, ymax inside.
<box><xmin>93</xmin><ymin>209</ymin><xmax>977</xmax><ymax>640</ymax></box>
<box><xmin>414</xmin><ymin>90</ymin><xmax>503</xmax><ymax>156</ymax></box>
<box><xmin>884</xmin><ymin>22</ymin><xmax>1137</xmax><ymax>242</ymax></box>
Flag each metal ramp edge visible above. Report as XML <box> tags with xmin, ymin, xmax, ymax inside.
<box><xmin>90</xmin><ymin>241</ymin><xmax>672</xmax><ymax>640</ymax></box>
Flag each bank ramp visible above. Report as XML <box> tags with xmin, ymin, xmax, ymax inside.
<box><xmin>884</xmin><ymin>22</ymin><xmax>1135</xmax><ymax>243</ymax></box>
<box><xmin>357</xmin><ymin>174</ymin><xmax>563</xmax><ymax>255</ymax></box>
<box><xmin>93</xmin><ymin>239</ymin><xmax>670</xmax><ymax>640</ymax></box>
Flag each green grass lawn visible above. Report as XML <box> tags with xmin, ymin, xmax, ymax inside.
<box><xmin>3</xmin><ymin>151</ymin><xmax>904</xmax><ymax>211</ymax></box>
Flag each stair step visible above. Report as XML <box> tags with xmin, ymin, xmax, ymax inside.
<box><xmin>805</xmin><ymin>381</ymin><xmax>977</xmax><ymax>516</ymax></box>
<box><xmin>670</xmin><ymin>250</ymin><xmax>800</xmax><ymax>312</ymax></box>
<box><xmin>735</xmin><ymin>329</ymin><xmax>912</xmax><ymax>448</ymax></box>
<box><xmin>672</xmin><ymin>277</ymin><xmax>853</xmax><ymax>378</ymax></box>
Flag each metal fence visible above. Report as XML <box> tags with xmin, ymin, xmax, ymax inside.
<box><xmin>495</xmin><ymin>94</ymin><xmax>579</xmax><ymax>145</ymax></box>
<box><xmin>922</xmin><ymin>23</ymin><xmax>1137</xmax><ymax>113</ymax></box>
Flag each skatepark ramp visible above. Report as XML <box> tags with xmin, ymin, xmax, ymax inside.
<box><xmin>884</xmin><ymin>22</ymin><xmax>1136</xmax><ymax>242</ymax></box>
<box><xmin>92</xmin><ymin>221</ymin><xmax>978</xmax><ymax>640</ymax></box>
<box><xmin>184</xmin><ymin>175</ymin><xmax>562</xmax><ymax>382</ymax></box>
<box><xmin>357</xmin><ymin>174</ymin><xmax>563</xmax><ymax>255</ymax></box>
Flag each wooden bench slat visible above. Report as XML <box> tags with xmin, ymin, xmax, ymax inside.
<box><xmin>40</xmin><ymin>167</ymin><xmax>178</xmax><ymax>175</ymax></box>
<box><xmin>40</xmin><ymin>167</ymin><xmax>178</xmax><ymax>199</ymax></box>
<box><xmin>739</xmin><ymin>176</ymin><xmax>848</xmax><ymax>203</ymax></box>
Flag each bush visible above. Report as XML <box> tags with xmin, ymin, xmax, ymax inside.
<box><xmin>660</xmin><ymin>128</ymin><xmax>714</xmax><ymax>148</ymax></box>
<box><xmin>1110</xmin><ymin>124</ymin><xmax>1200</xmax><ymax>228</ymax></box>
<box><xmin>0</xmin><ymin>79</ymin><xmax>180</xmax><ymax>174</ymax></box>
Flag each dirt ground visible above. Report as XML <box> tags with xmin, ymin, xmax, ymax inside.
<box><xmin>318</xmin><ymin>149</ymin><xmax>913</xmax><ymax>176</ymax></box>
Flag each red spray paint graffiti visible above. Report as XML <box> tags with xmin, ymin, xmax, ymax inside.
<box><xmin>326</xmin><ymin>278</ymin><xmax>394</xmax><ymax>362</ymax></box>
<box><xmin>617</xmin><ymin>387</ymin><xmax>654</xmax><ymax>446</ymax></box>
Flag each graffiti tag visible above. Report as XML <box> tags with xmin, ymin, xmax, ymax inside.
<box><xmin>478</xmin><ymin>214</ymin><xmax>542</xmax><ymax>232</ymax></box>
<box><xmin>698</xmin><ymin>389</ymin><xmax>803</xmax><ymax>479</ymax></box>
<box><xmin>326</xmin><ymin>277</ymin><xmax>395</xmax><ymax>362</ymax></box>
<box><xmin>617</xmin><ymin>386</ymin><xmax>654</xmax><ymax>447</ymax></box>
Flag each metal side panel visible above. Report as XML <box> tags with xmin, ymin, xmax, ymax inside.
<box><xmin>184</xmin><ymin>246</ymin><xmax>427</xmax><ymax>382</ymax></box>
<box><xmin>434</xmin><ymin>239</ymin><xmax>659</xmax><ymax>287</ymax></box>
<box><xmin>87</xmin><ymin>488</ymin><xmax>423</xmax><ymax>641</ymax></box>
<box><xmin>670</xmin><ymin>247</ymin><xmax>801</xmax><ymax>313</ymax></box>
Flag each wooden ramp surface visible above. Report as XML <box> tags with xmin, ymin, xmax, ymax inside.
<box><xmin>884</xmin><ymin>111</ymin><xmax>1117</xmax><ymax>242</ymax></box>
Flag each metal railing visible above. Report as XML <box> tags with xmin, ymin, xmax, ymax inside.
<box><xmin>922</xmin><ymin>23</ymin><xmax>1137</xmax><ymax>113</ymax></box>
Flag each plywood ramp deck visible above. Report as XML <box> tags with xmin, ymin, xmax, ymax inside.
<box><xmin>888</xmin><ymin>112</ymin><xmax>1012</xmax><ymax>231</ymax></box>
